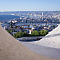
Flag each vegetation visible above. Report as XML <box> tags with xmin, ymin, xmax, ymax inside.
<box><xmin>39</xmin><ymin>30</ymin><xmax>48</xmax><ymax>36</ymax></box>
<box><xmin>13</xmin><ymin>32</ymin><xmax>24</xmax><ymax>38</ymax></box>
<box><xmin>23</xmin><ymin>32</ymin><xmax>29</xmax><ymax>37</ymax></box>
<box><xmin>8</xmin><ymin>30</ymin><xmax>48</xmax><ymax>38</ymax></box>
<box><xmin>31</xmin><ymin>30</ymin><xmax>39</xmax><ymax>36</ymax></box>
<box><xmin>13</xmin><ymin>32</ymin><xmax>29</xmax><ymax>38</ymax></box>
<box><xmin>7</xmin><ymin>30</ymin><xmax>12</xmax><ymax>34</ymax></box>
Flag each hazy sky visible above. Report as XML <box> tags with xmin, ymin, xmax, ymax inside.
<box><xmin>0</xmin><ymin>0</ymin><xmax>60</xmax><ymax>11</ymax></box>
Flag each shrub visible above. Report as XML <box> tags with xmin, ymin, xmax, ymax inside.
<box><xmin>13</xmin><ymin>32</ymin><xmax>24</xmax><ymax>38</ymax></box>
<box><xmin>13</xmin><ymin>32</ymin><xmax>29</xmax><ymax>38</ymax></box>
<box><xmin>7</xmin><ymin>30</ymin><xmax>12</xmax><ymax>34</ymax></box>
<box><xmin>39</xmin><ymin>30</ymin><xmax>48</xmax><ymax>36</ymax></box>
<box><xmin>23</xmin><ymin>32</ymin><xmax>29</xmax><ymax>37</ymax></box>
<box><xmin>31</xmin><ymin>30</ymin><xmax>39</xmax><ymax>36</ymax></box>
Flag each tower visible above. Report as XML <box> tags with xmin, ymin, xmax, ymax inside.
<box><xmin>42</xmin><ymin>12</ymin><xmax>43</xmax><ymax>21</ymax></box>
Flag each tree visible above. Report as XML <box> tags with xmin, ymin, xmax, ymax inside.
<box><xmin>31</xmin><ymin>30</ymin><xmax>39</xmax><ymax>36</ymax></box>
<box><xmin>23</xmin><ymin>32</ymin><xmax>29</xmax><ymax>37</ymax></box>
<box><xmin>13</xmin><ymin>32</ymin><xmax>30</xmax><ymax>38</ymax></box>
<box><xmin>39</xmin><ymin>30</ymin><xmax>48</xmax><ymax>36</ymax></box>
<box><xmin>13</xmin><ymin>32</ymin><xmax>24</xmax><ymax>38</ymax></box>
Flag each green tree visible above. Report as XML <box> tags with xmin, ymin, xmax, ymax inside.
<box><xmin>31</xmin><ymin>30</ymin><xmax>39</xmax><ymax>36</ymax></box>
<box><xmin>23</xmin><ymin>32</ymin><xmax>29</xmax><ymax>37</ymax></box>
<box><xmin>39</xmin><ymin>30</ymin><xmax>48</xmax><ymax>36</ymax></box>
<box><xmin>13</xmin><ymin>32</ymin><xmax>24</xmax><ymax>38</ymax></box>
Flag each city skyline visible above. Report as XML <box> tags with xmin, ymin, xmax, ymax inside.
<box><xmin>0</xmin><ymin>0</ymin><xmax>60</xmax><ymax>11</ymax></box>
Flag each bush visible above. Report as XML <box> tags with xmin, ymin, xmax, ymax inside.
<box><xmin>13</xmin><ymin>30</ymin><xmax>48</xmax><ymax>38</ymax></box>
<box><xmin>7</xmin><ymin>30</ymin><xmax>12</xmax><ymax>34</ymax></box>
<box><xmin>31</xmin><ymin>30</ymin><xmax>39</xmax><ymax>36</ymax></box>
<box><xmin>13</xmin><ymin>32</ymin><xmax>29</xmax><ymax>38</ymax></box>
<box><xmin>23</xmin><ymin>32</ymin><xmax>29</xmax><ymax>37</ymax></box>
<box><xmin>39</xmin><ymin>30</ymin><xmax>48</xmax><ymax>36</ymax></box>
<box><xmin>13</xmin><ymin>32</ymin><xmax>24</xmax><ymax>38</ymax></box>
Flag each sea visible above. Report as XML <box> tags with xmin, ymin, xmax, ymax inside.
<box><xmin>0</xmin><ymin>15</ymin><xmax>20</xmax><ymax>22</ymax></box>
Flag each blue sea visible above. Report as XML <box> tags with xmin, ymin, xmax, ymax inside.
<box><xmin>0</xmin><ymin>15</ymin><xmax>20</xmax><ymax>22</ymax></box>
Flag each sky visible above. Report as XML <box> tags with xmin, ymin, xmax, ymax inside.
<box><xmin>0</xmin><ymin>0</ymin><xmax>60</xmax><ymax>11</ymax></box>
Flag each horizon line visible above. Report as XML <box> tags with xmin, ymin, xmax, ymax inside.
<box><xmin>0</xmin><ymin>10</ymin><xmax>60</xmax><ymax>12</ymax></box>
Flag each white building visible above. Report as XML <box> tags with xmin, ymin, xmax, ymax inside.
<box><xmin>29</xmin><ymin>30</ymin><xmax>32</xmax><ymax>34</ymax></box>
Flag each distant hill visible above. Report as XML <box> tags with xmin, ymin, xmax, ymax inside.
<box><xmin>0</xmin><ymin>11</ymin><xmax>60</xmax><ymax>15</ymax></box>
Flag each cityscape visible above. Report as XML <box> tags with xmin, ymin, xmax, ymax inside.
<box><xmin>0</xmin><ymin>0</ymin><xmax>60</xmax><ymax>60</ymax></box>
<box><xmin>1</xmin><ymin>11</ymin><xmax>59</xmax><ymax>41</ymax></box>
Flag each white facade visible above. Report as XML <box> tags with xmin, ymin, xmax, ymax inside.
<box><xmin>29</xmin><ymin>30</ymin><xmax>32</xmax><ymax>34</ymax></box>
